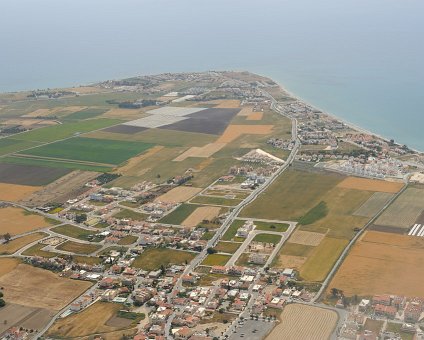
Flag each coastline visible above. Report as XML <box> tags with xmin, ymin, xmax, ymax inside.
<box><xmin>273</xmin><ymin>80</ymin><xmax>423</xmax><ymax>154</ymax></box>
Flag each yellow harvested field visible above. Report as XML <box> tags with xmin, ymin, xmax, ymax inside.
<box><xmin>117</xmin><ymin>145</ymin><xmax>164</xmax><ymax>175</ymax></box>
<box><xmin>182</xmin><ymin>206</ymin><xmax>222</xmax><ymax>228</ymax></box>
<box><xmin>23</xmin><ymin>106</ymin><xmax>86</xmax><ymax>118</ymax></box>
<box><xmin>246</xmin><ymin>112</ymin><xmax>263</xmax><ymax>120</ymax></box>
<box><xmin>0</xmin><ymin>207</ymin><xmax>51</xmax><ymax>235</ymax></box>
<box><xmin>237</xmin><ymin>106</ymin><xmax>254</xmax><ymax>116</ymax></box>
<box><xmin>217</xmin><ymin>125</ymin><xmax>274</xmax><ymax>143</ymax></box>
<box><xmin>173</xmin><ymin>143</ymin><xmax>226</xmax><ymax>161</ymax></box>
<box><xmin>213</xmin><ymin>99</ymin><xmax>240</xmax><ymax>108</ymax></box>
<box><xmin>337</xmin><ymin>177</ymin><xmax>403</xmax><ymax>193</ymax></box>
<box><xmin>0</xmin><ymin>264</ymin><xmax>91</xmax><ymax>310</ymax></box>
<box><xmin>3</xmin><ymin>119</ymin><xmax>58</xmax><ymax>126</ymax></box>
<box><xmin>102</xmin><ymin>107</ymin><xmax>146</xmax><ymax>120</ymax></box>
<box><xmin>65</xmin><ymin>86</ymin><xmax>104</xmax><ymax>94</ymax></box>
<box><xmin>267</xmin><ymin>304</ymin><xmax>337</xmax><ymax>340</ymax></box>
<box><xmin>0</xmin><ymin>232</ymin><xmax>47</xmax><ymax>255</ymax></box>
<box><xmin>0</xmin><ymin>183</ymin><xmax>41</xmax><ymax>202</ymax></box>
<box><xmin>155</xmin><ymin>186</ymin><xmax>202</xmax><ymax>203</ymax></box>
<box><xmin>0</xmin><ymin>258</ymin><xmax>20</xmax><ymax>278</ymax></box>
<box><xmin>47</xmin><ymin>302</ymin><xmax>132</xmax><ymax>338</ymax></box>
<box><xmin>275</xmin><ymin>255</ymin><xmax>307</xmax><ymax>269</ymax></box>
<box><xmin>288</xmin><ymin>230</ymin><xmax>326</xmax><ymax>246</ymax></box>
<box><xmin>329</xmin><ymin>231</ymin><xmax>424</xmax><ymax>297</ymax></box>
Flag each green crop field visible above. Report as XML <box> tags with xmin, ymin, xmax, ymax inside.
<box><xmin>279</xmin><ymin>242</ymin><xmax>315</xmax><ymax>257</ymax></box>
<box><xmin>222</xmin><ymin>220</ymin><xmax>245</xmax><ymax>241</ymax></box>
<box><xmin>252</xmin><ymin>233</ymin><xmax>281</xmax><ymax>245</ymax></box>
<box><xmin>240</xmin><ymin>170</ymin><xmax>343</xmax><ymax>221</ymax></box>
<box><xmin>64</xmin><ymin>108</ymin><xmax>108</xmax><ymax>120</ymax></box>
<box><xmin>202</xmin><ymin>254</ymin><xmax>231</xmax><ymax>266</ymax></box>
<box><xmin>0</xmin><ymin>138</ymin><xmax>42</xmax><ymax>156</ymax></box>
<box><xmin>12</xmin><ymin>118</ymin><xmax>122</xmax><ymax>143</ymax></box>
<box><xmin>191</xmin><ymin>195</ymin><xmax>242</xmax><ymax>206</ymax></box>
<box><xmin>254</xmin><ymin>221</ymin><xmax>289</xmax><ymax>232</ymax></box>
<box><xmin>52</xmin><ymin>225</ymin><xmax>96</xmax><ymax>241</ymax></box>
<box><xmin>18</xmin><ymin>137</ymin><xmax>154</xmax><ymax>165</ymax></box>
<box><xmin>132</xmin><ymin>248</ymin><xmax>196</xmax><ymax>270</ymax></box>
<box><xmin>299</xmin><ymin>201</ymin><xmax>328</xmax><ymax>225</ymax></box>
<box><xmin>159</xmin><ymin>204</ymin><xmax>200</xmax><ymax>225</ymax></box>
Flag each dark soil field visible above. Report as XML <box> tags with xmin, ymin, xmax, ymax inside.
<box><xmin>0</xmin><ymin>163</ymin><xmax>70</xmax><ymax>185</ymax></box>
<box><xmin>160</xmin><ymin>108</ymin><xmax>240</xmax><ymax>135</ymax></box>
<box><xmin>102</xmin><ymin>124</ymin><xmax>147</xmax><ymax>134</ymax></box>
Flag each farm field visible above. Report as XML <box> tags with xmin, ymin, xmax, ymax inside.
<box><xmin>155</xmin><ymin>186</ymin><xmax>202</xmax><ymax>203</ymax></box>
<box><xmin>159</xmin><ymin>204</ymin><xmax>201</xmax><ymax>225</ymax></box>
<box><xmin>374</xmin><ymin>187</ymin><xmax>424</xmax><ymax>230</ymax></box>
<box><xmin>0</xmin><ymin>207</ymin><xmax>53</xmax><ymax>235</ymax></box>
<box><xmin>353</xmin><ymin>192</ymin><xmax>395</xmax><ymax>218</ymax></box>
<box><xmin>0</xmin><ymin>138</ymin><xmax>42</xmax><ymax>156</ymax></box>
<box><xmin>214</xmin><ymin>241</ymin><xmax>241</xmax><ymax>254</ymax></box>
<box><xmin>56</xmin><ymin>240</ymin><xmax>101</xmax><ymax>254</ymax></box>
<box><xmin>18</xmin><ymin>137</ymin><xmax>154</xmax><ymax>165</ymax></box>
<box><xmin>216</xmin><ymin>124</ymin><xmax>274</xmax><ymax>143</ymax></box>
<box><xmin>0</xmin><ymin>264</ymin><xmax>92</xmax><ymax>310</ymax></box>
<box><xmin>132</xmin><ymin>248</ymin><xmax>196</xmax><ymax>270</ymax></box>
<box><xmin>181</xmin><ymin>206</ymin><xmax>222</xmax><ymax>228</ymax></box>
<box><xmin>254</xmin><ymin>221</ymin><xmax>289</xmax><ymax>233</ymax></box>
<box><xmin>202</xmin><ymin>254</ymin><xmax>231</xmax><ymax>266</ymax></box>
<box><xmin>47</xmin><ymin>302</ymin><xmax>136</xmax><ymax>338</ymax></box>
<box><xmin>0</xmin><ymin>183</ymin><xmax>41</xmax><ymax>202</ymax></box>
<box><xmin>0</xmin><ymin>232</ymin><xmax>47</xmax><ymax>255</ymax></box>
<box><xmin>190</xmin><ymin>195</ymin><xmax>242</xmax><ymax>207</ymax></box>
<box><xmin>64</xmin><ymin>107</ymin><xmax>108</xmax><ymax>120</ymax></box>
<box><xmin>266</xmin><ymin>304</ymin><xmax>337</xmax><ymax>340</ymax></box>
<box><xmin>337</xmin><ymin>176</ymin><xmax>404</xmax><ymax>193</ymax></box>
<box><xmin>329</xmin><ymin>231</ymin><xmax>424</xmax><ymax>297</ymax></box>
<box><xmin>288</xmin><ymin>230</ymin><xmax>326</xmax><ymax>246</ymax></box>
<box><xmin>300</xmin><ymin>237</ymin><xmax>348</xmax><ymax>282</ymax></box>
<box><xmin>0</xmin><ymin>258</ymin><xmax>20</xmax><ymax>277</ymax></box>
<box><xmin>240</xmin><ymin>169</ymin><xmax>343</xmax><ymax>221</ymax></box>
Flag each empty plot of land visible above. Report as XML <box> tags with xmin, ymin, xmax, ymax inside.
<box><xmin>374</xmin><ymin>187</ymin><xmax>424</xmax><ymax>229</ymax></box>
<box><xmin>155</xmin><ymin>186</ymin><xmax>202</xmax><ymax>203</ymax></box>
<box><xmin>0</xmin><ymin>183</ymin><xmax>41</xmax><ymax>202</ymax></box>
<box><xmin>0</xmin><ymin>163</ymin><xmax>70</xmax><ymax>186</ymax></box>
<box><xmin>276</xmin><ymin>255</ymin><xmax>307</xmax><ymax>269</ymax></box>
<box><xmin>266</xmin><ymin>304</ymin><xmax>337</xmax><ymax>340</ymax></box>
<box><xmin>132</xmin><ymin>248</ymin><xmax>196</xmax><ymax>271</ymax></box>
<box><xmin>288</xmin><ymin>230</ymin><xmax>326</xmax><ymax>246</ymax></box>
<box><xmin>0</xmin><ymin>264</ymin><xmax>91</xmax><ymax>310</ymax></box>
<box><xmin>353</xmin><ymin>192</ymin><xmax>395</xmax><ymax>218</ymax></box>
<box><xmin>0</xmin><ymin>232</ymin><xmax>47</xmax><ymax>255</ymax></box>
<box><xmin>181</xmin><ymin>206</ymin><xmax>222</xmax><ymax>228</ymax></box>
<box><xmin>329</xmin><ymin>231</ymin><xmax>424</xmax><ymax>297</ymax></box>
<box><xmin>0</xmin><ymin>207</ymin><xmax>51</xmax><ymax>235</ymax></box>
<box><xmin>56</xmin><ymin>240</ymin><xmax>101</xmax><ymax>254</ymax></box>
<box><xmin>216</xmin><ymin>124</ymin><xmax>274</xmax><ymax>143</ymax></box>
<box><xmin>21</xmin><ymin>170</ymin><xmax>98</xmax><ymax>206</ymax></box>
<box><xmin>337</xmin><ymin>177</ymin><xmax>403</xmax><ymax>193</ymax></box>
<box><xmin>0</xmin><ymin>258</ymin><xmax>20</xmax><ymax>277</ymax></box>
<box><xmin>173</xmin><ymin>143</ymin><xmax>226</xmax><ymax>161</ymax></box>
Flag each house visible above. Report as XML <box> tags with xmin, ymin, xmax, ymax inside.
<box><xmin>372</xmin><ymin>294</ymin><xmax>391</xmax><ymax>306</ymax></box>
<box><xmin>211</xmin><ymin>266</ymin><xmax>227</xmax><ymax>274</ymax></box>
<box><xmin>373</xmin><ymin>304</ymin><xmax>396</xmax><ymax>319</ymax></box>
<box><xmin>404</xmin><ymin>303</ymin><xmax>422</xmax><ymax>323</ymax></box>
<box><xmin>282</xmin><ymin>268</ymin><xmax>295</xmax><ymax>278</ymax></box>
<box><xmin>174</xmin><ymin>327</ymin><xmax>193</xmax><ymax>339</ymax></box>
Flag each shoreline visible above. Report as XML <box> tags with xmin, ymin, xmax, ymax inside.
<box><xmin>273</xmin><ymin>80</ymin><xmax>423</xmax><ymax>154</ymax></box>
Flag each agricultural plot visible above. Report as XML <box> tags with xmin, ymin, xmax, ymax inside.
<box><xmin>353</xmin><ymin>192</ymin><xmax>395</xmax><ymax>218</ymax></box>
<box><xmin>155</xmin><ymin>186</ymin><xmax>202</xmax><ymax>204</ymax></box>
<box><xmin>18</xmin><ymin>137</ymin><xmax>154</xmax><ymax>166</ymax></box>
<box><xmin>173</xmin><ymin>142</ymin><xmax>226</xmax><ymax>161</ymax></box>
<box><xmin>374</xmin><ymin>187</ymin><xmax>424</xmax><ymax>230</ymax></box>
<box><xmin>159</xmin><ymin>204</ymin><xmax>201</xmax><ymax>225</ymax></box>
<box><xmin>123</xmin><ymin>114</ymin><xmax>187</xmax><ymax>128</ymax></box>
<box><xmin>266</xmin><ymin>304</ymin><xmax>337</xmax><ymax>340</ymax></box>
<box><xmin>0</xmin><ymin>183</ymin><xmax>41</xmax><ymax>202</ymax></box>
<box><xmin>0</xmin><ymin>163</ymin><xmax>70</xmax><ymax>186</ymax></box>
<box><xmin>12</xmin><ymin>118</ymin><xmax>121</xmax><ymax>143</ymax></box>
<box><xmin>191</xmin><ymin>195</ymin><xmax>242</xmax><ymax>207</ymax></box>
<box><xmin>0</xmin><ymin>258</ymin><xmax>20</xmax><ymax>278</ymax></box>
<box><xmin>102</xmin><ymin>124</ymin><xmax>147</xmax><ymax>134</ymax></box>
<box><xmin>47</xmin><ymin>302</ymin><xmax>135</xmax><ymax>338</ymax></box>
<box><xmin>0</xmin><ymin>138</ymin><xmax>42</xmax><ymax>156</ymax></box>
<box><xmin>240</xmin><ymin>169</ymin><xmax>343</xmax><ymax>221</ymax></box>
<box><xmin>132</xmin><ymin>248</ymin><xmax>196</xmax><ymax>270</ymax></box>
<box><xmin>329</xmin><ymin>231</ymin><xmax>424</xmax><ymax>297</ymax></box>
<box><xmin>337</xmin><ymin>176</ymin><xmax>403</xmax><ymax>193</ymax></box>
<box><xmin>254</xmin><ymin>221</ymin><xmax>289</xmax><ymax>233</ymax></box>
<box><xmin>114</xmin><ymin>209</ymin><xmax>148</xmax><ymax>221</ymax></box>
<box><xmin>56</xmin><ymin>241</ymin><xmax>101</xmax><ymax>254</ymax></box>
<box><xmin>147</xmin><ymin>106</ymin><xmax>208</xmax><ymax>116</ymax></box>
<box><xmin>288</xmin><ymin>230</ymin><xmax>326</xmax><ymax>246</ymax></box>
<box><xmin>0</xmin><ymin>264</ymin><xmax>91</xmax><ymax>310</ymax></box>
<box><xmin>0</xmin><ymin>232</ymin><xmax>47</xmax><ymax>255</ymax></box>
<box><xmin>64</xmin><ymin>107</ymin><xmax>108</xmax><ymax>120</ymax></box>
<box><xmin>216</xmin><ymin>124</ymin><xmax>274</xmax><ymax>143</ymax></box>
<box><xmin>181</xmin><ymin>206</ymin><xmax>222</xmax><ymax>228</ymax></box>
<box><xmin>0</xmin><ymin>207</ymin><xmax>52</xmax><ymax>235</ymax></box>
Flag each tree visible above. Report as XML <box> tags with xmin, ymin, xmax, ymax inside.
<box><xmin>330</xmin><ymin>288</ymin><xmax>340</xmax><ymax>298</ymax></box>
<box><xmin>75</xmin><ymin>214</ymin><xmax>87</xmax><ymax>223</ymax></box>
<box><xmin>0</xmin><ymin>299</ymin><xmax>5</xmax><ymax>308</ymax></box>
<box><xmin>207</xmin><ymin>247</ymin><xmax>217</xmax><ymax>255</ymax></box>
<box><xmin>3</xmin><ymin>233</ymin><xmax>11</xmax><ymax>243</ymax></box>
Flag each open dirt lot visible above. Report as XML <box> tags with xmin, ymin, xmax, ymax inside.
<box><xmin>181</xmin><ymin>206</ymin><xmax>222</xmax><ymax>228</ymax></box>
<box><xmin>21</xmin><ymin>170</ymin><xmax>99</xmax><ymax>206</ymax></box>
<box><xmin>354</xmin><ymin>192</ymin><xmax>395</xmax><ymax>218</ymax></box>
<box><xmin>374</xmin><ymin>187</ymin><xmax>424</xmax><ymax>229</ymax></box>
<box><xmin>237</xmin><ymin>106</ymin><xmax>254</xmax><ymax>116</ymax></box>
<box><xmin>0</xmin><ymin>207</ymin><xmax>51</xmax><ymax>235</ymax></box>
<box><xmin>216</xmin><ymin>124</ymin><xmax>274</xmax><ymax>143</ymax></box>
<box><xmin>266</xmin><ymin>304</ymin><xmax>337</xmax><ymax>340</ymax></box>
<box><xmin>329</xmin><ymin>231</ymin><xmax>424</xmax><ymax>297</ymax></box>
<box><xmin>275</xmin><ymin>254</ymin><xmax>307</xmax><ymax>269</ymax></box>
<box><xmin>0</xmin><ymin>264</ymin><xmax>92</xmax><ymax>310</ymax></box>
<box><xmin>173</xmin><ymin>142</ymin><xmax>226</xmax><ymax>161</ymax></box>
<box><xmin>0</xmin><ymin>183</ymin><xmax>41</xmax><ymax>202</ymax></box>
<box><xmin>0</xmin><ymin>163</ymin><xmax>70</xmax><ymax>186</ymax></box>
<box><xmin>337</xmin><ymin>177</ymin><xmax>404</xmax><ymax>193</ymax></box>
<box><xmin>155</xmin><ymin>186</ymin><xmax>202</xmax><ymax>203</ymax></box>
<box><xmin>47</xmin><ymin>302</ymin><xmax>134</xmax><ymax>338</ymax></box>
<box><xmin>212</xmin><ymin>99</ymin><xmax>240</xmax><ymax>108</ymax></box>
<box><xmin>288</xmin><ymin>230</ymin><xmax>326</xmax><ymax>246</ymax></box>
<box><xmin>0</xmin><ymin>232</ymin><xmax>47</xmax><ymax>255</ymax></box>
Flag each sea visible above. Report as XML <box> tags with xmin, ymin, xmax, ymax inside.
<box><xmin>1</xmin><ymin>0</ymin><xmax>423</xmax><ymax>150</ymax></box>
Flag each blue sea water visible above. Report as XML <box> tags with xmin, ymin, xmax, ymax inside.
<box><xmin>0</xmin><ymin>0</ymin><xmax>423</xmax><ymax>150</ymax></box>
